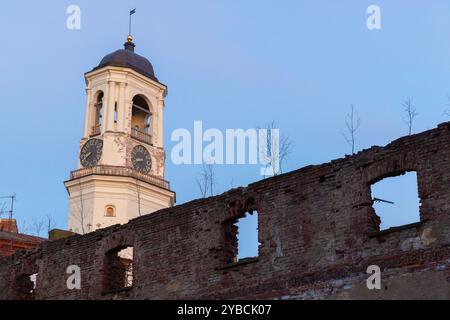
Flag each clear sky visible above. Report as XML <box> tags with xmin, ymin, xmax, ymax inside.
<box><xmin>0</xmin><ymin>1</ymin><xmax>449</xmax><ymax>254</ymax></box>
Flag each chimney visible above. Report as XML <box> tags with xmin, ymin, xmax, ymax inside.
<box><xmin>0</xmin><ymin>219</ymin><xmax>18</xmax><ymax>233</ymax></box>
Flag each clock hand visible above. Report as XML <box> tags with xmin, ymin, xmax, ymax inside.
<box><xmin>82</xmin><ymin>152</ymin><xmax>92</xmax><ymax>161</ymax></box>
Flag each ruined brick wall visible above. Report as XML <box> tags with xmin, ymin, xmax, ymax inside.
<box><xmin>1</xmin><ymin>122</ymin><xmax>449</xmax><ymax>300</ymax></box>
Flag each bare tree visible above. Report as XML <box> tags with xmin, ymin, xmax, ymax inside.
<box><xmin>20</xmin><ymin>215</ymin><xmax>56</xmax><ymax>238</ymax></box>
<box><xmin>0</xmin><ymin>202</ymin><xmax>7</xmax><ymax>216</ymax></box>
<box><xmin>342</xmin><ymin>104</ymin><xmax>361</xmax><ymax>155</ymax></box>
<box><xmin>31</xmin><ymin>218</ymin><xmax>45</xmax><ymax>237</ymax></box>
<box><xmin>207</xmin><ymin>165</ymin><xmax>215</xmax><ymax>197</ymax></box>
<box><xmin>18</xmin><ymin>220</ymin><xmax>29</xmax><ymax>234</ymax></box>
<box><xmin>230</xmin><ymin>178</ymin><xmax>235</xmax><ymax>189</ymax></box>
<box><xmin>260</xmin><ymin>121</ymin><xmax>293</xmax><ymax>177</ymax></box>
<box><xmin>136</xmin><ymin>178</ymin><xmax>142</xmax><ymax>217</ymax></box>
<box><xmin>403</xmin><ymin>96</ymin><xmax>418</xmax><ymax>135</ymax></box>
<box><xmin>196</xmin><ymin>164</ymin><xmax>216</xmax><ymax>198</ymax></box>
<box><xmin>71</xmin><ymin>180</ymin><xmax>87</xmax><ymax>234</ymax></box>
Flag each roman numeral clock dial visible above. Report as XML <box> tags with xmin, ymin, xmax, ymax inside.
<box><xmin>80</xmin><ymin>138</ymin><xmax>103</xmax><ymax>167</ymax></box>
<box><xmin>131</xmin><ymin>145</ymin><xmax>152</xmax><ymax>174</ymax></box>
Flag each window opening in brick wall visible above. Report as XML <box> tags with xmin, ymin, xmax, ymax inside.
<box><xmin>370</xmin><ymin>171</ymin><xmax>420</xmax><ymax>230</ymax></box>
<box><xmin>103</xmin><ymin>246</ymin><xmax>134</xmax><ymax>293</ymax></box>
<box><xmin>15</xmin><ymin>273</ymin><xmax>38</xmax><ymax>300</ymax></box>
<box><xmin>224</xmin><ymin>210</ymin><xmax>260</xmax><ymax>264</ymax></box>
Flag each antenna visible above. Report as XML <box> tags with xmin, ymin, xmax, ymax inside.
<box><xmin>0</xmin><ymin>194</ymin><xmax>16</xmax><ymax>222</ymax></box>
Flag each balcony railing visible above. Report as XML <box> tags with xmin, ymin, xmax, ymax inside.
<box><xmin>131</xmin><ymin>128</ymin><xmax>152</xmax><ymax>145</ymax></box>
<box><xmin>90</xmin><ymin>124</ymin><xmax>101</xmax><ymax>137</ymax></box>
<box><xmin>69</xmin><ymin>165</ymin><xmax>170</xmax><ymax>190</ymax></box>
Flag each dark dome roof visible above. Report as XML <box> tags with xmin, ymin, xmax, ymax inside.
<box><xmin>93</xmin><ymin>41</ymin><xmax>158</xmax><ymax>82</ymax></box>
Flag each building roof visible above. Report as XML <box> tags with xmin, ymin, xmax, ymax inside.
<box><xmin>0</xmin><ymin>231</ymin><xmax>46</xmax><ymax>244</ymax></box>
<box><xmin>92</xmin><ymin>39</ymin><xmax>158</xmax><ymax>82</ymax></box>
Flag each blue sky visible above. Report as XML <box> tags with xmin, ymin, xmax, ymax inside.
<box><xmin>0</xmin><ymin>1</ymin><xmax>449</xmax><ymax>253</ymax></box>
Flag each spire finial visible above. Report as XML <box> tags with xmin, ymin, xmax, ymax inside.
<box><xmin>124</xmin><ymin>36</ymin><xmax>136</xmax><ymax>52</ymax></box>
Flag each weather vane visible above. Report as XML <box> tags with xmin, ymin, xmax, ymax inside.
<box><xmin>128</xmin><ymin>8</ymin><xmax>136</xmax><ymax>42</ymax></box>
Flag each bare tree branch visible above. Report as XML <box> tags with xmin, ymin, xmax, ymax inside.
<box><xmin>260</xmin><ymin>121</ymin><xmax>293</xmax><ymax>176</ymax></box>
<box><xmin>341</xmin><ymin>104</ymin><xmax>361</xmax><ymax>154</ymax></box>
<box><xmin>71</xmin><ymin>180</ymin><xmax>87</xmax><ymax>234</ymax></box>
<box><xmin>136</xmin><ymin>178</ymin><xmax>142</xmax><ymax>217</ymax></box>
<box><xmin>31</xmin><ymin>218</ymin><xmax>45</xmax><ymax>237</ymax></box>
<box><xmin>230</xmin><ymin>178</ymin><xmax>235</xmax><ymax>189</ymax></box>
<box><xmin>207</xmin><ymin>164</ymin><xmax>215</xmax><ymax>197</ymax></box>
<box><xmin>403</xmin><ymin>96</ymin><xmax>418</xmax><ymax>135</ymax></box>
<box><xmin>0</xmin><ymin>202</ymin><xmax>7</xmax><ymax>216</ymax></box>
<box><xmin>46</xmin><ymin>214</ymin><xmax>55</xmax><ymax>235</ymax></box>
<box><xmin>196</xmin><ymin>164</ymin><xmax>216</xmax><ymax>198</ymax></box>
<box><xmin>279</xmin><ymin>133</ymin><xmax>293</xmax><ymax>174</ymax></box>
<box><xmin>18</xmin><ymin>220</ymin><xmax>28</xmax><ymax>234</ymax></box>
<box><xmin>196</xmin><ymin>175</ymin><xmax>208</xmax><ymax>198</ymax></box>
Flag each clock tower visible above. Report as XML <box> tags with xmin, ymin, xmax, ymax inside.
<box><xmin>65</xmin><ymin>36</ymin><xmax>175</xmax><ymax>234</ymax></box>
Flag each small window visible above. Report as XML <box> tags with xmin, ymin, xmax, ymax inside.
<box><xmin>114</xmin><ymin>103</ymin><xmax>118</xmax><ymax>123</ymax></box>
<box><xmin>103</xmin><ymin>246</ymin><xmax>134</xmax><ymax>293</ymax></box>
<box><xmin>370</xmin><ymin>171</ymin><xmax>421</xmax><ymax>230</ymax></box>
<box><xmin>105</xmin><ymin>206</ymin><xmax>116</xmax><ymax>217</ymax></box>
<box><xmin>224</xmin><ymin>209</ymin><xmax>260</xmax><ymax>265</ymax></box>
<box><xmin>236</xmin><ymin>211</ymin><xmax>259</xmax><ymax>260</ymax></box>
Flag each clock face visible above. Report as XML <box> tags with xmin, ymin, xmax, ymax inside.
<box><xmin>80</xmin><ymin>138</ymin><xmax>103</xmax><ymax>168</ymax></box>
<box><xmin>131</xmin><ymin>145</ymin><xmax>152</xmax><ymax>174</ymax></box>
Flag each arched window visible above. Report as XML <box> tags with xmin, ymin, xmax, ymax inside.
<box><xmin>95</xmin><ymin>92</ymin><xmax>104</xmax><ymax>126</ymax></box>
<box><xmin>131</xmin><ymin>95</ymin><xmax>152</xmax><ymax>145</ymax></box>
<box><xmin>91</xmin><ymin>92</ymin><xmax>104</xmax><ymax>136</ymax></box>
<box><xmin>105</xmin><ymin>205</ymin><xmax>116</xmax><ymax>217</ymax></box>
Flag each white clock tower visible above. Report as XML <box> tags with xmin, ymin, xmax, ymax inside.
<box><xmin>65</xmin><ymin>36</ymin><xmax>175</xmax><ymax>234</ymax></box>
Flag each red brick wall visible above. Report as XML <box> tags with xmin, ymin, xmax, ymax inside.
<box><xmin>0</xmin><ymin>122</ymin><xmax>449</xmax><ymax>300</ymax></box>
<box><xmin>0</xmin><ymin>240</ymin><xmax>40</xmax><ymax>258</ymax></box>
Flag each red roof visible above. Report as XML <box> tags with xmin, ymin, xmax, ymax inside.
<box><xmin>0</xmin><ymin>230</ymin><xmax>46</xmax><ymax>257</ymax></box>
<box><xmin>0</xmin><ymin>231</ymin><xmax>46</xmax><ymax>244</ymax></box>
